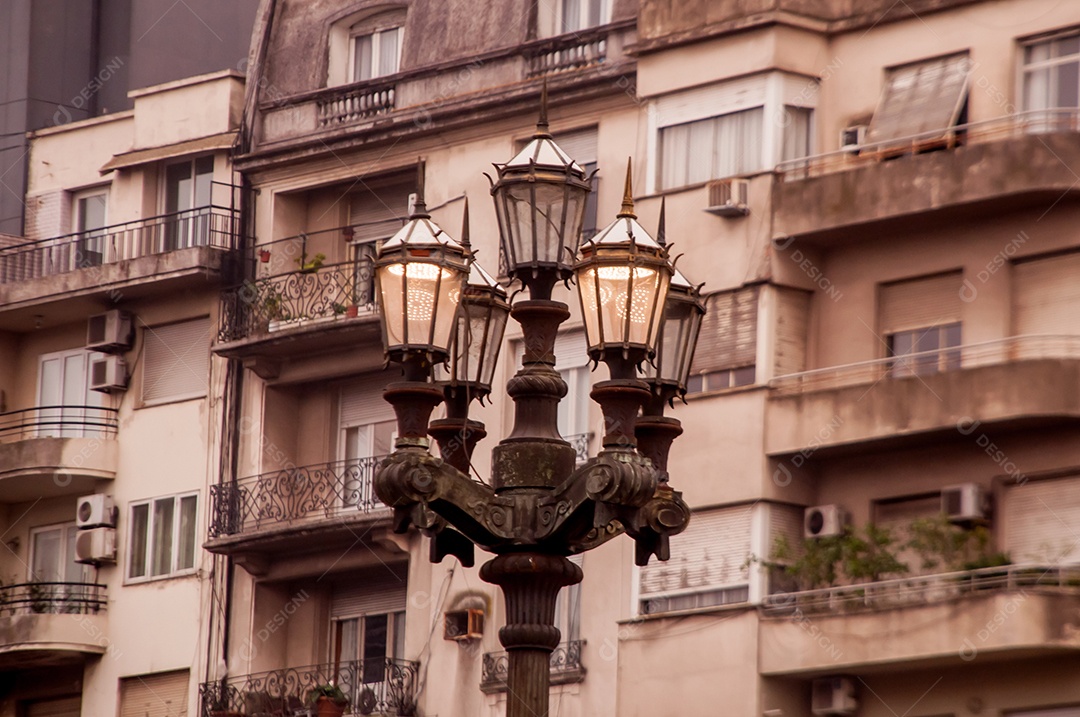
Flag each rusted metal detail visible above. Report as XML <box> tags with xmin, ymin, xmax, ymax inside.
<box><xmin>590</xmin><ymin>378</ymin><xmax>650</xmax><ymax>449</ymax></box>
<box><xmin>634</xmin><ymin>414</ymin><xmax>683</xmax><ymax>482</ymax></box>
<box><xmin>383</xmin><ymin>381</ymin><xmax>444</xmax><ymax>442</ymax></box>
<box><xmin>428</xmin><ymin>417</ymin><xmax>486</xmax><ymax>474</ymax></box>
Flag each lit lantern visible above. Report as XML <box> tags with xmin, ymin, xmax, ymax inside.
<box><xmin>641</xmin><ymin>200</ymin><xmax>706</xmax><ymax>400</ymax></box>
<box><xmin>375</xmin><ymin>191</ymin><xmax>469</xmax><ymax>364</ymax></box>
<box><xmin>575</xmin><ymin>161</ymin><xmax>671</xmax><ymax>374</ymax></box>
<box><xmin>489</xmin><ymin>85</ymin><xmax>592</xmax><ymax>297</ymax></box>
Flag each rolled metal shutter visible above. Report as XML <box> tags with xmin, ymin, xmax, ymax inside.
<box><xmin>878</xmin><ymin>271</ymin><xmax>961</xmax><ymax>335</ymax></box>
<box><xmin>340</xmin><ymin>371</ymin><xmax>399</xmax><ymax>427</ymax></box>
<box><xmin>120</xmin><ymin>670</ymin><xmax>189</xmax><ymax>717</ymax></box>
<box><xmin>26</xmin><ymin>698</ymin><xmax>80</xmax><ymax>717</ymax></box>
<box><xmin>1013</xmin><ymin>251</ymin><xmax>1080</xmax><ymax>335</ymax></box>
<box><xmin>639</xmin><ymin>506</ymin><xmax>751</xmax><ymax>598</ymax></box>
<box><xmin>331</xmin><ymin>565</ymin><xmax>409</xmax><ymax>618</ymax></box>
<box><xmin>349</xmin><ymin>181</ymin><xmax>410</xmax><ymax>243</ymax></box>
<box><xmin>142</xmin><ymin>318</ymin><xmax>211</xmax><ymax>403</ymax></box>
<box><xmin>692</xmin><ymin>286</ymin><xmax>759</xmax><ymax>374</ymax></box>
<box><xmin>1002</xmin><ymin>475</ymin><xmax>1080</xmax><ymax>564</ymax></box>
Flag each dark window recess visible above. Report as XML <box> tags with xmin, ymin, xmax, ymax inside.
<box><xmin>886</xmin><ymin>322</ymin><xmax>961</xmax><ymax>377</ymax></box>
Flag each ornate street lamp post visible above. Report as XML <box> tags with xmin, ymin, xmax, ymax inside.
<box><xmin>374</xmin><ymin>105</ymin><xmax>699</xmax><ymax>717</ymax></box>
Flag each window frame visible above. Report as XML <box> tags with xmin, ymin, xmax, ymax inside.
<box><xmin>139</xmin><ymin>317</ymin><xmax>212</xmax><ymax>407</ymax></box>
<box><xmin>29</xmin><ymin>522</ymin><xmax>91</xmax><ymax>584</ymax></box>
<box><xmin>349</xmin><ymin>24</ymin><xmax>403</xmax><ymax>83</ymax></box>
<box><xmin>885</xmin><ymin>321</ymin><xmax>962</xmax><ymax>377</ymax></box>
<box><xmin>1020</xmin><ymin>28</ymin><xmax>1080</xmax><ymax>112</ymax></box>
<box><xmin>126</xmin><ymin>491</ymin><xmax>199</xmax><ymax>584</ymax></box>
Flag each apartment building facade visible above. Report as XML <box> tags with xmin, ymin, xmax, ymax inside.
<box><xmin>0</xmin><ymin>3</ymin><xmax>258</xmax><ymax>715</ymax></box>
<box><xmin>200</xmin><ymin>0</ymin><xmax>1080</xmax><ymax>716</ymax></box>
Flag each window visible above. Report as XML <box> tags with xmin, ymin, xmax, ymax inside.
<box><xmin>335</xmin><ymin>612</ymin><xmax>406</xmax><ymax>682</ymax></box>
<box><xmin>120</xmin><ymin>670</ymin><xmax>189</xmax><ymax>717</ymax></box>
<box><xmin>649</xmin><ymin>74</ymin><xmax>816</xmax><ymax>191</ymax></box>
<box><xmin>554</xmin><ymin>555</ymin><xmax>582</xmax><ymax>642</ymax></box>
<box><xmin>638</xmin><ymin>506</ymin><xmax>751</xmax><ymax>615</ymax></box>
<box><xmin>687</xmin><ymin>286</ymin><xmax>759</xmax><ymax>392</ymax></box>
<box><xmin>30</xmin><ymin>523</ymin><xmax>91</xmax><ymax>583</ymax></box>
<box><xmin>163</xmin><ymin>155</ymin><xmax>214</xmax><ymax>250</ymax></box>
<box><xmin>128</xmin><ymin>493</ymin><xmax>198</xmax><ymax>581</ymax></box>
<box><xmin>878</xmin><ymin>272</ymin><xmax>962</xmax><ymax>377</ymax></box>
<box><xmin>349</xmin><ymin>12</ymin><xmax>404</xmax><ymax>82</ymax></box>
<box><xmin>660</xmin><ymin>108</ymin><xmax>764</xmax><ymax>189</ymax></box>
<box><xmin>72</xmin><ymin>188</ymin><xmax>108</xmax><ymax>268</ymax></box>
<box><xmin>538</xmin><ymin>0</ymin><xmax>610</xmax><ymax>36</ymax></box>
<box><xmin>37</xmin><ymin>348</ymin><xmax>107</xmax><ymax>438</ymax></box>
<box><xmin>866</xmin><ymin>53</ymin><xmax>971</xmax><ymax>147</ymax></box>
<box><xmin>887</xmin><ymin>323</ymin><xmax>961</xmax><ymax>376</ymax></box>
<box><xmin>1023</xmin><ymin>31</ymin><xmax>1080</xmax><ymax>112</ymax></box>
<box><xmin>141</xmin><ymin>317</ymin><xmax>211</xmax><ymax>404</ymax></box>
<box><xmin>330</xmin><ymin>566</ymin><xmax>408</xmax><ymax>683</ymax></box>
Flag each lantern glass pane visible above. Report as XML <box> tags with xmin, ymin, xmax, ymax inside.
<box><xmin>661</xmin><ymin>301</ymin><xmax>695</xmax><ymax>383</ymax></box>
<box><xmin>501</xmin><ymin>182</ymin><xmax>587</xmax><ymax>269</ymax></box>
<box><xmin>431</xmin><ymin>266</ymin><xmax>462</xmax><ymax>351</ymax></box>
<box><xmin>377</xmin><ymin>263</ymin><xmax>406</xmax><ymax>346</ymax></box>
<box><xmin>679</xmin><ymin>304</ymin><xmax>704</xmax><ymax>385</ymax></box>
<box><xmin>577</xmin><ymin>266</ymin><xmax>603</xmax><ymax>349</ymax></box>
<box><xmin>481</xmin><ymin>306</ymin><xmax>508</xmax><ymax>387</ymax></box>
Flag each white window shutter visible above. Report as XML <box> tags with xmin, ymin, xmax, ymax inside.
<box><xmin>142</xmin><ymin>318</ymin><xmax>211</xmax><ymax>403</ymax></box>
<box><xmin>639</xmin><ymin>506</ymin><xmax>752</xmax><ymax>599</ymax></box>
<box><xmin>340</xmin><ymin>371</ymin><xmax>399</xmax><ymax>427</ymax></box>
<box><xmin>692</xmin><ymin>286</ymin><xmax>759</xmax><ymax>374</ymax></box>
<box><xmin>331</xmin><ymin>565</ymin><xmax>409</xmax><ymax>618</ymax></box>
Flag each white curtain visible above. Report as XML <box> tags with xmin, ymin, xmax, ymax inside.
<box><xmin>660</xmin><ymin>108</ymin><xmax>765</xmax><ymax>189</ymax></box>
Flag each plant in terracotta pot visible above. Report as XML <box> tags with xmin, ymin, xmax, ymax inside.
<box><xmin>307</xmin><ymin>684</ymin><xmax>348</xmax><ymax>717</ymax></box>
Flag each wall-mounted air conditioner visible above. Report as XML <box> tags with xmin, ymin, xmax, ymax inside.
<box><xmin>941</xmin><ymin>483</ymin><xmax>989</xmax><ymax>524</ymax></box>
<box><xmin>704</xmin><ymin>178</ymin><xmax>750</xmax><ymax>217</ymax></box>
<box><xmin>86</xmin><ymin>310</ymin><xmax>133</xmax><ymax>353</ymax></box>
<box><xmin>444</xmin><ymin>608</ymin><xmax>484</xmax><ymax>641</ymax></box>
<box><xmin>75</xmin><ymin>527</ymin><xmax>117</xmax><ymax>565</ymax></box>
<box><xmin>839</xmin><ymin>125</ymin><xmax>868</xmax><ymax>151</ymax></box>
<box><xmin>804</xmin><ymin>505</ymin><xmax>849</xmax><ymax>539</ymax></box>
<box><xmin>90</xmin><ymin>355</ymin><xmax>127</xmax><ymax>393</ymax></box>
<box><xmin>76</xmin><ymin>494</ymin><xmax>116</xmax><ymax>529</ymax></box>
<box><xmin>811</xmin><ymin>676</ymin><xmax>857</xmax><ymax>716</ymax></box>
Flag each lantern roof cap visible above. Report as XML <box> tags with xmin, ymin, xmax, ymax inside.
<box><xmin>466</xmin><ymin>259</ymin><xmax>507</xmax><ymax>296</ymax></box>
<box><xmin>671</xmin><ymin>266</ymin><xmax>693</xmax><ymax>289</ymax></box>
<box><xmin>381</xmin><ymin>214</ymin><xmax>466</xmax><ymax>252</ymax></box>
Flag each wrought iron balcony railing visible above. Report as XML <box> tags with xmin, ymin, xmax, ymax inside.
<box><xmin>760</xmin><ymin>564</ymin><xmax>1080</xmax><ymax>618</ymax></box>
<box><xmin>0</xmin><ymin>582</ymin><xmax>107</xmax><ymax>616</ymax></box>
<box><xmin>199</xmin><ymin>658</ymin><xmax>419</xmax><ymax>717</ymax></box>
<box><xmin>481</xmin><ymin>640</ymin><xmax>585</xmax><ymax>692</ymax></box>
<box><xmin>564</xmin><ymin>432</ymin><xmax>592</xmax><ymax>464</ymax></box>
<box><xmin>0</xmin><ymin>205</ymin><xmax>239</xmax><ymax>284</ymax></box>
<box><xmin>218</xmin><ymin>227</ymin><xmax>387</xmax><ymax>343</ymax></box>
<box><xmin>0</xmin><ymin>405</ymin><xmax>119</xmax><ymax>442</ymax></box>
<box><xmin>208</xmin><ymin>457</ymin><xmax>388</xmax><ymax>538</ymax></box>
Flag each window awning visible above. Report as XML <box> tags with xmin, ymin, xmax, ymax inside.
<box><xmin>100</xmin><ymin>131</ymin><xmax>236</xmax><ymax>173</ymax></box>
<box><xmin>866</xmin><ymin>53</ymin><xmax>972</xmax><ymax>146</ymax></box>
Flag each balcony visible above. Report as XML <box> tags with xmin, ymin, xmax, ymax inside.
<box><xmin>205</xmin><ymin>458</ymin><xmax>399</xmax><ymax>573</ymax></box>
<box><xmin>0</xmin><ymin>582</ymin><xmax>108</xmax><ymax>669</ymax></box>
<box><xmin>0</xmin><ymin>205</ymin><xmax>239</xmax><ymax>329</ymax></box>
<box><xmin>199</xmin><ymin>659</ymin><xmax>420</xmax><ymax>717</ymax></box>
<box><xmin>214</xmin><ymin>228</ymin><xmax>382</xmax><ymax>378</ymax></box>
<box><xmin>565</xmin><ymin>432</ymin><xmax>593</xmax><ymax>465</ymax></box>
<box><xmin>766</xmin><ymin>335</ymin><xmax>1080</xmax><ymax>456</ymax></box>
<box><xmin>0</xmin><ymin>406</ymin><xmax>119</xmax><ymax>502</ymax></box>
<box><xmin>249</xmin><ymin>22</ymin><xmax>634</xmax><ymax>159</ymax></box>
<box><xmin>480</xmin><ymin>640</ymin><xmax>586</xmax><ymax>693</ymax></box>
<box><xmin>758</xmin><ymin>565</ymin><xmax>1080</xmax><ymax>675</ymax></box>
<box><xmin>774</xmin><ymin>110</ymin><xmax>1080</xmax><ymax>244</ymax></box>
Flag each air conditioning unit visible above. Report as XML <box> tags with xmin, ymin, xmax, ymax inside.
<box><xmin>86</xmin><ymin>310</ymin><xmax>133</xmax><ymax>353</ymax></box>
<box><xmin>704</xmin><ymin>178</ymin><xmax>750</xmax><ymax>217</ymax></box>
<box><xmin>90</xmin><ymin>355</ymin><xmax>127</xmax><ymax>393</ymax></box>
<box><xmin>804</xmin><ymin>505</ymin><xmax>849</xmax><ymax>539</ymax></box>
<box><xmin>942</xmin><ymin>483</ymin><xmax>989</xmax><ymax>524</ymax></box>
<box><xmin>76</xmin><ymin>494</ymin><xmax>116</xmax><ymax>529</ymax></box>
<box><xmin>444</xmin><ymin>608</ymin><xmax>484</xmax><ymax>641</ymax></box>
<box><xmin>811</xmin><ymin>676</ymin><xmax>857</xmax><ymax>716</ymax></box>
<box><xmin>839</xmin><ymin>124</ymin><xmax>868</xmax><ymax>151</ymax></box>
<box><xmin>75</xmin><ymin>527</ymin><xmax>117</xmax><ymax>565</ymax></box>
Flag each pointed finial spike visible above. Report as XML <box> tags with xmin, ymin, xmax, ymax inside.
<box><xmin>536</xmin><ymin>79</ymin><xmax>551</xmax><ymax>136</ymax></box>
<box><xmin>411</xmin><ymin>158</ymin><xmax>429</xmax><ymax>218</ymax></box>
<box><xmin>617</xmin><ymin>157</ymin><xmax>636</xmax><ymax>219</ymax></box>
<box><xmin>461</xmin><ymin>196</ymin><xmax>471</xmax><ymax>252</ymax></box>
<box><xmin>657</xmin><ymin>197</ymin><xmax>667</xmax><ymax>247</ymax></box>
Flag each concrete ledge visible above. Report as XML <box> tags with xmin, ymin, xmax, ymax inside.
<box><xmin>0</xmin><ymin>613</ymin><xmax>108</xmax><ymax>669</ymax></box>
<box><xmin>0</xmin><ymin>437</ymin><xmax>118</xmax><ymax>502</ymax></box>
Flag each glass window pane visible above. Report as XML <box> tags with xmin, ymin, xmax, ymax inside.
<box><xmin>561</xmin><ymin>0</ymin><xmax>582</xmax><ymax>32</ymax></box>
<box><xmin>151</xmin><ymin>498</ymin><xmax>175</xmax><ymax>576</ymax></box>
<box><xmin>1054</xmin><ymin>35</ymin><xmax>1080</xmax><ymax>58</ymax></box>
<box><xmin>78</xmin><ymin>194</ymin><xmax>107</xmax><ymax>232</ymax></box>
<box><xmin>165</xmin><ymin>162</ymin><xmax>193</xmax><ymax>215</ymax></box>
<box><xmin>194</xmin><ymin>156</ymin><xmax>214</xmax><ymax>208</ymax></box>
<box><xmin>659</xmin><ymin>123</ymin><xmax>690</xmax><ymax>189</ymax></box>
<box><xmin>32</xmin><ymin>528</ymin><xmax>63</xmax><ymax>582</ymax></box>
<box><xmin>339</xmin><ymin>618</ymin><xmax>359</xmax><ymax>663</ymax></box>
<box><xmin>378</xmin><ymin>28</ymin><xmax>400</xmax><ymax>76</ymax></box>
<box><xmin>1026</xmin><ymin>41</ymin><xmax>1051</xmax><ymax>64</ymax></box>
<box><xmin>372</xmin><ymin>421</ymin><xmax>396</xmax><ymax>457</ymax></box>
<box><xmin>1056</xmin><ymin>61</ymin><xmax>1080</xmax><ymax>108</ymax></box>
<box><xmin>781</xmin><ymin>107</ymin><xmax>813</xmax><ymax>163</ymax></box>
<box><xmin>362</xmin><ymin>614</ymin><xmax>389</xmax><ymax>683</ymax></box>
<box><xmin>392</xmin><ymin>611</ymin><xmax>406</xmax><ymax>659</ymax></box>
<box><xmin>130</xmin><ymin>504</ymin><xmax>149</xmax><ymax>578</ymax></box>
<box><xmin>1025</xmin><ymin>68</ymin><xmax>1051</xmax><ymax>112</ymax></box>
<box><xmin>354</xmin><ymin>35</ymin><xmax>373</xmax><ymax>81</ymax></box>
<box><xmin>177</xmin><ymin>495</ymin><xmax>198</xmax><ymax>570</ymax></box>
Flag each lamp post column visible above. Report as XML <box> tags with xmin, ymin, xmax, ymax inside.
<box><xmin>480</xmin><ymin>553</ymin><xmax>582</xmax><ymax>717</ymax></box>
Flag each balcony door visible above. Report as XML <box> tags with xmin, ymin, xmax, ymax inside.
<box><xmin>72</xmin><ymin>189</ymin><xmax>107</xmax><ymax>269</ymax></box>
<box><xmin>339</xmin><ymin>374</ymin><xmax>397</xmax><ymax>511</ymax></box>
<box><xmin>330</xmin><ymin>568</ymin><xmax>408</xmax><ymax>700</ymax></box>
<box><xmin>37</xmin><ymin>349</ymin><xmax>105</xmax><ymax>438</ymax></box>
<box><xmin>163</xmin><ymin>155</ymin><xmax>214</xmax><ymax>251</ymax></box>
<box><xmin>30</xmin><ymin>523</ymin><xmax>91</xmax><ymax>585</ymax></box>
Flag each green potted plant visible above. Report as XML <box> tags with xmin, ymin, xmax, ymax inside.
<box><xmin>307</xmin><ymin>684</ymin><xmax>348</xmax><ymax>717</ymax></box>
<box><xmin>296</xmin><ymin>251</ymin><xmax>326</xmax><ymax>273</ymax></box>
